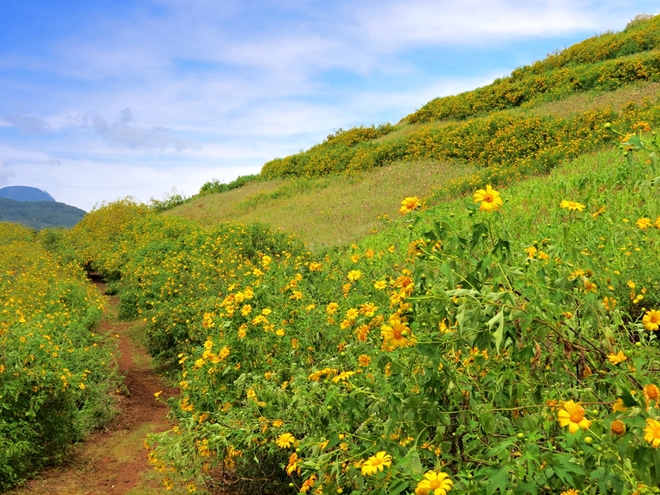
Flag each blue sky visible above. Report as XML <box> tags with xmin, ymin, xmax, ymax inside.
<box><xmin>0</xmin><ymin>0</ymin><xmax>657</xmax><ymax>210</ymax></box>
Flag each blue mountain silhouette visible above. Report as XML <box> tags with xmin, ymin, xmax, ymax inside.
<box><xmin>0</xmin><ymin>186</ymin><xmax>55</xmax><ymax>202</ymax></box>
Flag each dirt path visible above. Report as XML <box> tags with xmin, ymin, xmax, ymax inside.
<box><xmin>10</xmin><ymin>284</ymin><xmax>182</xmax><ymax>495</ymax></box>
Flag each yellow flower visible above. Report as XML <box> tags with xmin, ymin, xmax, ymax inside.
<box><xmin>643</xmin><ymin>309</ymin><xmax>660</xmax><ymax>331</ymax></box>
<box><xmin>347</xmin><ymin>270</ymin><xmax>363</xmax><ymax>282</ymax></box>
<box><xmin>276</xmin><ymin>433</ymin><xmax>296</xmax><ymax>448</ymax></box>
<box><xmin>326</xmin><ymin>302</ymin><xmax>339</xmax><ymax>315</ymax></box>
<box><xmin>607</xmin><ymin>351</ymin><xmax>627</xmax><ymax>365</ymax></box>
<box><xmin>560</xmin><ymin>200</ymin><xmax>586</xmax><ymax>212</ymax></box>
<box><xmin>415</xmin><ymin>470</ymin><xmax>453</xmax><ymax>495</ymax></box>
<box><xmin>373</xmin><ymin>280</ymin><xmax>387</xmax><ymax>290</ymax></box>
<box><xmin>636</xmin><ymin>217</ymin><xmax>652</xmax><ymax>230</ymax></box>
<box><xmin>345</xmin><ymin>308</ymin><xmax>359</xmax><ymax>321</ymax></box>
<box><xmin>400</xmin><ymin>196</ymin><xmax>421</xmax><ymax>214</ymax></box>
<box><xmin>611</xmin><ymin>420</ymin><xmax>626</xmax><ymax>436</ymax></box>
<box><xmin>557</xmin><ymin>400</ymin><xmax>592</xmax><ymax>433</ymax></box>
<box><xmin>272</xmin><ymin>419</ymin><xmax>283</xmax><ymax>428</ymax></box>
<box><xmin>644</xmin><ymin>418</ymin><xmax>660</xmax><ymax>448</ymax></box>
<box><xmin>381</xmin><ymin>319</ymin><xmax>413</xmax><ymax>350</ymax></box>
<box><xmin>602</xmin><ymin>297</ymin><xmax>616</xmax><ymax>311</ymax></box>
<box><xmin>612</xmin><ymin>398</ymin><xmax>627</xmax><ymax>412</ymax></box>
<box><xmin>473</xmin><ymin>185</ymin><xmax>503</xmax><ymax>212</ymax></box>
<box><xmin>332</xmin><ymin>371</ymin><xmax>355</xmax><ymax>383</ymax></box>
<box><xmin>286</xmin><ymin>452</ymin><xmax>300</xmax><ymax>475</ymax></box>
<box><xmin>644</xmin><ymin>384</ymin><xmax>660</xmax><ymax>404</ymax></box>
<box><xmin>361</xmin><ymin>451</ymin><xmax>392</xmax><ymax>476</ymax></box>
<box><xmin>560</xmin><ymin>490</ymin><xmax>579</xmax><ymax>495</ymax></box>
<box><xmin>300</xmin><ymin>474</ymin><xmax>316</xmax><ymax>493</ymax></box>
<box><xmin>358</xmin><ymin>354</ymin><xmax>371</xmax><ymax>367</ymax></box>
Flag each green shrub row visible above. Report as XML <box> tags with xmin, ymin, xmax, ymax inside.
<box><xmin>407</xmin><ymin>49</ymin><xmax>660</xmax><ymax>124</ymax></box>
<box><xmin>0</xmin><ymin>223</ymin><xmax>118</xmax><ymax>489</ymax></box>
<box><xmin>262</xmin><ymin>99</ymin><xmax>660</xmax><ymax>180</ymax></box>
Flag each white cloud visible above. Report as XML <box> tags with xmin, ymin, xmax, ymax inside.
<box><xmin>3</xmin><ymin>114</ymin><xmax>51</xmax><ymax>134</ymax></box>
<box><xmin>0</xmin><ymin>162</ymin><xmax>13</xmax><ymax>187</ymax></box>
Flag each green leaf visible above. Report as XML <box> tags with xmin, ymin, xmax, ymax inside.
<box><xmin>618</xmin><ymin>389</ymin><xmax>638</xmax><ymax>407</ymax></box>
<box><xmin>485</xmin><ymin>466</ymin><xmax>509</xmax><ymax>495</ymax></box>
<box><xmin>471</xmin><ymin>222</ymin><xmax>488</xmax><ymax>248</ymax></box>
<box><xmin>387</xmin><ymin>480</ymin><xmax>409</xmax><ymax>495</ymax></box>
<box><xmin>488</xmin><ymin>310</ymin><xmax>505</xmax><ymax>353</ymax></box>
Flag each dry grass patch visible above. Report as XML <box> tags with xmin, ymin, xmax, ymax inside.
<box><xmin>525</xmin><ymin>81</ymin><xmax>660</xmax><ymax>119</ymax></box>
<box><xmin>169</xmin><ymin>160</ymin><xmax>474</xmax><ymax>249</ymax></box>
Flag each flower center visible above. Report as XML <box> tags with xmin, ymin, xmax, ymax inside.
<box><xmin>569</xmin><ymin>410</ymin><xmax>584</xmax><ymax>423</ymax></box>
<box><xmin>392</xmin><ymin>328</ymin><xmax>403</xmax><ymax>339</ymax></box>
<box><xmin>371</xmin><ymin>458</ymin><xmax>383</xmax><ymax>467</ymax></box>
<box><xmin>483</xmin><ymin>193</ymin><xmax>494</xmax><ymax>203</ymax></box>
<box><xmin>429</xmin><ymin>480</ymin><xmax>442</xmax><ymax>489</ymax></box>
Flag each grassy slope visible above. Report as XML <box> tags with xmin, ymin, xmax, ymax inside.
<box><xmin>169</xmin><ymin>159</ymin><xmax>474</xmax><ymax>249</ymax></box>
<box><xmin>170</xmin><ymin>81</ymin><xmax>660</xmax><ymax>249</ymax></box>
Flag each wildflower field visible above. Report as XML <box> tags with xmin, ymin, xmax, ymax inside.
<box><xmin>4</xmin><ymin>13</ymin><xmax>660</xmax><ymax>495</ymax></box>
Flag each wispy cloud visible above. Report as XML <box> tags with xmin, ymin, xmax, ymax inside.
<box><xmin>4</xmin><ymin>114</ymin><xmax>51</xmax><ymax>134</ymax></box>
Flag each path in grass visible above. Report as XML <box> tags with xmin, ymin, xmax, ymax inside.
<box><xmin>10</xmin><ymin>283</ymin><xmax>181</xmax><ymax>495</ymax></box>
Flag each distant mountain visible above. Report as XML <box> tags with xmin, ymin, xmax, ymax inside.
<box><xmin>0</xmin><ymin>186</ymin><xmax>55</xmax><ymax>202</ymax></box>
<box><xmin>0</xmin><ymin>197</ymin><xmax>86</xmax><ymax>230</ymax></box>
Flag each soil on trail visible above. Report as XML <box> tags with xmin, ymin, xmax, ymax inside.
<box><xmin>10</xmin><ymin>284</ymin><xmax>182</xmax><ymax>495</ymax></box>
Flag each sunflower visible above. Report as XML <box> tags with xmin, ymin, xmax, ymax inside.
<box><xmin>644</xmin><ymin>418</ymin><xmax>660</xmax><ymax>448</ymax></box>
<box><xmin>636</xmin><ymin>217</ymin><xmax>652</xmax><ymax>230</ymax></box>
<box><xmin>560</xmin><ymin>200</ymin><xmax>586</xmax><ymax>212</ymax></box>
<box><xmin>643</xmin><ymin>309</ymin><xmax>660</xmax><ymax>331</ymax></box>
<box><xmin>607</xmin><ymin>351</ymin><xmax>627</xmax><ymax>365</ymax></box>
<box><xmin>557</xmin><ymin>400</ymin><xmax>592</xmax><ymax>433</ymax></box>
<box><xmin>381</xmin><ymin>319</ymin><xmax>413</xmax><ymax>350</ymax></box>
<box><xmin>644</xmin><ymin>384</ymin><xmax>660</xmax><ymax>405</ymax></box>
<box><xmin>415</xmin><ymin>471</ymin><xmax>453</xmax><ymax>495</ymax></box>
<box><xmin>473</xmin><ymin>185</ymin><xmax>503</xmax><ymax>212</ymax></box>
<box><xmin>276</xmin><ymin>433</ymin><xmax>296</xmax><ymax>448</ymax></box>
<box><xmin>610</xmin><ymin>420</ymin><xmax>625</xmax><ymax>436</ymax></box>
<box><xmin>399</xmin><ymin>196</ymin><xmax>421</xmax><ymax>214</ymax></box>
<box><xmin>361</xmin><ymin>451</ymin><xmax>392</xmax><ymax>476</ymax></box>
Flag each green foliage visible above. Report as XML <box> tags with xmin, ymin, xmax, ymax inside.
<box><xmin>197</xmin><ymin>174</ymin><xmax>261</xmax><ymax>197</ymax></box>
<box><xmin>0</xmin><ymin>198</ymin><xmax>86</xmax><ymax>230</ymax></box>
<box><xmin>148</xmin><ymin>189</ymin><xmax>190</xmax><ymax>213</ymax></box>
<box><xmin>262</xmin><ymin>98</ymin><xmax>660</xmax><ymax>182</ymax></box>
<box><xmin>325</xmin><ymin>124</ymin><xmax>395</xmax><ymax>146</ymax></box>
<box><xmin>64</xmin><ymin>123</ymin><xmax>660</xmax><ymax>494</ymax></box>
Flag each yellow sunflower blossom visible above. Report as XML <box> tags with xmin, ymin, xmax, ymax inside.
<box><xmin>644</xmin><ymin>418</ymin><xmax>660</xmax><ymax>448</ymax></box>
<box><xmin>636</xmin><ymin>217</ymin><xmax>653</xmax><ymax>230</ymax></box>
<box><xmin>347</xmin><ymin>270</ymin><xmax>363</xmax><ymax>282</ymax></box>
<box><xmin>643</xmin><ymin>309</ymin><xmax>660</xmax><ymax>331</ymax></box>
<box><xmin>276</xmin><ymin>433</ymin><xmax>296</xmax><ymax>449</ymax></box>
<box><xmin>644</xmin><ymin>384</ymin><xmax>659</xmax><ymax>405</ymax></box>
<box><xmin>473</xmin><ymin>185</ymin><xmax>503</xmax><ymax>212</ymax></box>
<box><xmin>332</xmin><ymin>371</ymin><xmax>355</xmax><ymax>383</ymax></box>
<box><xmin>560</xmin><ymin>490</ymin><xmax>579</xmax><ymax>495</ymax></box>
<box><xmin>607</xmin><ymin>351</ymin><xmax>627</xmax><ymax>365</ymax></box>
<box><xmin>399</xmin><ymin>196</ymin><xmax>421</xmax><ymax>214</ymax></box>
<box><xmin>361</xmin><ymin>451</ymin><xmax>392</xmax><ymax>476</ymax></box>
<box><xmin>415</xmin><ymin>470</ymin><xmax>453</xmax><ymax>495</ymax></box>
<box><xmin>557</xmin><ymin>400</ymin><xmax>591</xmax><ymax>433</ymax></box>
<box><xmin>611</xmin><ymin>419</ymin><xmax>626</xmax><ymax>436</ymax></box>
<box><xmin>560</xmin><ymin>200</ymin><xmax>586</xmax><ymax>212</ymax></box>
<box><xmin>381</xmin><ymin>319</ymin><xmax>414</xmax><ymax>351</ymax></box>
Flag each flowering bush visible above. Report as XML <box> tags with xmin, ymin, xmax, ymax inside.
<box><xmin>56</xmin><ymin>125</ymin><xmax>660</xmax><ymax>495</ymax></box>
<box><xmin>0</xmin><ymin>223</ymin><xmax>118</xmax><ymax>489</ymax></box>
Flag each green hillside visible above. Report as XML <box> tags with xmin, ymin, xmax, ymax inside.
<box><xmin>0</xmin><ymin>197</ymin><xmax>86</xmax><ymax>230</ymax></box>
<box><xmin>171</xmin><ymin>14</ymin><xmax>660</xmax><ymax>246</ymax></box>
